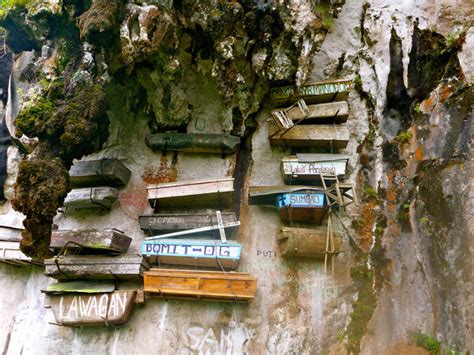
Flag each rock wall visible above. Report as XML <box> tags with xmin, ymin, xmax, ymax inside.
<box><xmin>0</xmin><ymin>0</ymin><xmax>472</xmax><ymax>354</ymax></box>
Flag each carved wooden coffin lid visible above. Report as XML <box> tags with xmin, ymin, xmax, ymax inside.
<box><xmin>141</xmin><ymin>239</ymin><xmax>241</xmax><ymax>270</ymax></box>
<box><xmin>278</xmin><ymin>227</ymin><xmax>342</xmax><ymax>258</ymax></box>
<box><xmin>63</xmin><ymin>187</ymin><xmax>118</xmax><ymax>211</ymax></box>
<box><xmin>271</xmin><ymin>78</ymin><xmax>352</xmax><ymax>106</ymax></box>
<box><xmin>248</xmin><ymin>186</ymin><xmax>325</xmax><ymax>206</ymax></box>
<box><xmin>44</xmin><ymin>254</ymin><xmax>149</xmax><ymax>280</ymax></box>
<box><xmin>50</xmin><ymin>229</ymin><xmax>132</xmax><ymax>254</ymax></box>
<box><xmin>145</xmin><ymin>133</ymin><xmax>240</xmax><ymax>154</ymax></box>
<box><xmin>144</xmin><ymin>268</ymin><xmax>257</xmax><ymax>303</ymax></box>
<box><xmin>69</xmin><ymin>158</ymin><xmax>131</xmax><ymax>188</ymax></box>
<box><xmin>0</xmin><ymin>241</ymin><xmax>43</xmax><ymax>266</ymax></box>
<box><xmin>269</xmin><ymin>124</ymin><xmax>349</xmax><ymax>149</ymax></box>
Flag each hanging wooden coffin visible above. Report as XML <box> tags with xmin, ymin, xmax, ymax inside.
<box><xmin>0</xmin><ymin>212</ymin><xmax>25</xmax><ymax>242</ymax></box>
<box><xmin>0</xmin><ymin>226</ymin><xmax>22</xmax><ymax>242</ymax></box>
<box><xmin>145</xmin><ymin>133</ymin><xmax>240</xmax><ymax>154</ymax></box>
<box><xmin>147</xmin><ymin>178</ymin><xmax>234</xmax><ymax>208</ymax></box>
<box><xmin>69</xmin><ymin>158</ymin><xmax>131</xmax><ymax>188</ymax></box>
<box><xmin>141</xmin><ymin>239</ymin><xmax>241</xmax><ymax>269</ymax></box>
<box><xmin>269</xmin><ymin>124</ymin><xmax>349</xmax><ymax>149</ymax></box>
<box><xmin>281</xmin><ymin>154</ymin><xmax>350</xmax><ymax>183</ymax></box>
<box><xmin>278</xmin><ymin>227</ymin><xmax>342</xmax><ymax>258</ymax></box>
<box><xmin>272</xmin><ymin>101</ymin><xmax>349</xmax><ymax>124</ymax></box>
<box><xmin>144</xmin><ymin>268</ymin><xmax>257</xmax><ymax>303</ymax></box>
<box><xmin>44</xmin><ymin>255</ymin><xmax>148</xmax><ymax>280</ymax></box>
<box><xmin>139</xmin><ymin>212</ymin><xmax>237</xmax><ymax>235</ymax></box>
<box><xmin>271</xmin><ymin>79</ymin><xmax>352</xmax><ymax>106</ymax></box>
<box><xmin>50</xmin><ymin>229</ymin><xmax>132</xmax><ymax>254</ymax></box>
<box><xmin>63</xmin><ymin>187</ymin><xmax>118</xmax><ymax>211</ymax></box>
<box><xmin>0</xmin><ymin>241</ymin><xmax>43</xmax><ymax>266</ymax></box>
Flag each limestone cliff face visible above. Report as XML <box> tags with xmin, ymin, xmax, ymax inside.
<box><xmin>0</xmin><ymin>0</ymin><xmax>472</xmax><ymax>354</ymax></box>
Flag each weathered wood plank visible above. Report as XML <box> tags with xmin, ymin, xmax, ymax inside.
<box><xmin>144</xmin><ymin>268</ymin><xmax>257</xmax><ymax>303</ymax></box>
<box><xmin>44</xmin><ymin>255</ymin><xmax>148</xmax><ymax>280</ymax></box>
<box><xmin>147</xmin><ymin>178</ymin><xmax>234</xmax><ymax>208</ymax></box>
<box><xmin>50</xmin><ymin>229</ymin><xmax>132</xmax><ymax>254</ymax></box>
<box><xmin>141</xmin><ymin>239</ymin><xmax>241</xmax><ymax>269</ymax></box>
<box><xmin>281</xmin><ymin>154</ymin><xmax>349</xmax><ymax>183</ymax></box>
<box><xmin>0</xmin><ymin>241</ymin><xmax>43</xmax><ymax>266</ymax></box>
<box><xmin>278</xmin><ymin>227</ymin><xmax>342</xmax><ymax>258</ymax></box>
<box><xmin>69</xmin><ymin>158</ymin><xmax>131</xmax><ymax>188</ymax></box>
<box><xmin>273</xmin><ymin>101</ymin><xmax>349</xmax><ymax>123</ymax></box>
<box><xmin>43</xmin><ymin>281</ymin><xmax>116</xmax><ymax>294</ymax></box>
<box><xmin>139</xmin><ymin>212</ymin><xmax>237</xmax><ymax>235</ymax></box>
<box><xmin>145</xmin><ymin>133</ymin><xmax>240</xmax><ymax>154</ymax></box>
<box><xmin>64</xmin><ymin>187</ymin><xmax>118</xmax><ymax>211</ymax></box>
<box><xmin>47</xmin><ymin>290</ymin><xmax>137</xmax><ymax>326</ymax></box>
<box><xmin>271</xmin><ymin>79</ymin><xmax>352</xmax><ymax>106</ymax></box>
<box><xmin>269</xmin><ymin>124</ymin><xmax>349</xmax><ymax>149</ymax></box>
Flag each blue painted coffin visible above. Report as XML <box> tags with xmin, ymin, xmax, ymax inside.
<box><xmin>276</xmin><ymin>191</ymin><xmax>327</xmax><ymax>224</ymax></box>
<box><xmin>141</xmin><ymin>239</ymin><xmax>241</xmax><ymax>270</ymax></box>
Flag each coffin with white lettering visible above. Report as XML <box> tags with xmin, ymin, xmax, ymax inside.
<box><xmin>141</xmin><ymin>239</ymin><xmax>241</xmax><ymax>269</ymax></box>
<box><xmin>0</xmin><ymin>241</ymin><xmax>43</xmax><ymax>266</ymax></box>
<box><xmin>44</xmin><ymin>255</ymin><xmax>148</xmax><ymax>280</ymax></box>
<box><xmin>50</xmin><ymin>229</ymin><xmax>132</xmax><ymax>254</ymax></box>
<box><xmin>281</xmin><ymin>154</ymin><xmax>349</xmax><ymax>183</ymax></box>
<box><xmin>47</xmin><ymin>290</ymin><xmax>137</xmax><ymax>326</ymax></box>
<box><xmin>144</xmin><ymin>268</ymin><xmax>257</xmax><ymax>303</ymax></box>
<box><xmin>271</xmin><ymin>79</ymin><xmax>352</xmax><ymax>106</ymax></box>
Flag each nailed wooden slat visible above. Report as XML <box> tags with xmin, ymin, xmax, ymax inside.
<box><xmin>144</xmin><ymin>268</ymin><xmax>257</xmax><ymax>303</ymax></box>
<box><xmin>50</xmin><ymin>229</ymin><xmax>132</xmax><ymax>254</ymax></box>
<box><xmin>272</xmin><ymin>101</ymin><xmax>349</xmax><ymax>123</ymax></box>
<box><xmin>63</xmin><ymin>187</ymin><xmax>118</xmax><ymax>211</ymax></box>
<box><xmin>145</xmin><ymin>133</ymin><xmax>240</xmax><ymax>154</ymax></box>
<box><xmin>47</xmin><ymin>290</ymin><xmax>137</xmax><ymax>326</ymax></box>
<box><xmin>269</xmin><ymin>125</ymin><xmax>349</xmax><ymax>149</ymax></box>
<box><xmin>278</xmin><ymin>227</ymin><xmax>342</xmax><ymax>258</ymax></box>
<box><xmin>69</xmin><ymin>158</ymin><xmax>131</xmax><ymax>188</ymax></box>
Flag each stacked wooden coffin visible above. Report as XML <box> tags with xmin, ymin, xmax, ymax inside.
<box><xmin>142</xmin><ymin>178</ymin><xmax>257</xmax><ymax>303</ymax></box>
<box><xmin>250</xmin><ymin>78</ymin><xmax>356</xmax><ymax>262</ymax></box>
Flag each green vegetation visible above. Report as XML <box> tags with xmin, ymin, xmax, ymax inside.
<box><xmin>396</xmin><ymin>130</ymin><xmax>413</xmax><ymax>144</ymax></box>
<box><xmin>0</xmin><ymin>0</ymin><xmax>29</xmax><ymax>16</ymax></box>
<box><xmin>364</xmin><ymin>185</ymin><xmax>377</xmax><ymax>199</ymax></box>
<box><xmin>409</xmin><ymin>330</ymin><xmax>441</xmax><ymax>354</ymax></box>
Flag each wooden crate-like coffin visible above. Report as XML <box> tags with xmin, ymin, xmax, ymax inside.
<box><xmin>44</xmin><ymin>255</ymin><xmax>148</xmax><ymax>280</ymax></box>
<box><xmin>50</xmin><ymin>229</ymin><xmax>132</xmax><ymax>254</ymax></box>
<box><xmin>271</xmin><ymin>79</ymin><xmax>352</xmax><ymax>106</ymax></box>
<box><xmin>273</xmin><ymin>101</ymin><xmax>349</xmax><ymax>123</ymax></box>
<box><xmin>269</xmin><ymin>125</ymin><xmax>349</xmax><ymax>149</ymax></box>
<box><xmin>0</xmin><ymin>241</ymin><xmax>42</xmax><ymax>266</ymax></box>
<box><xmin>46</xmin><ymin>290</ymin><xmax>137</xmax><ymax>326</ymax></box>
<box><xmin>0</xmin><ymin>226</ymin><xmax>23</xmax><ymax>242</ymax></box>
<box><xmin>139</xmin><ymin>212</ymin><xmax>237</xmax><ymax>235</ymax></box>
<box><xmin>147</xmin><ymin>178</ymin><xmax>234</xmax><ymax>208</ymax></box>
<box><xmin>281</xmin><ymin>154</ymin><xmax>349</xmax><ymax>183</ymax></box>
<box><xmin>144</xmin><ymin>269</ymin><xmax>257</xmax><ymax>303</ymax></box>
<box><xmin>64</xmin><ymin>187</ymin><xmax>118</xmax><ymax>211</ymax></box>
<box><xmin>277</xmin><ymin>191</ymin><xmax>327</xmax><ymax>223</ymax></box>
<box><xmin>145</xmin><ymin>133</ymin><xmax>240</xmax><ymax>154</ymax></box>
<box><xmin>69</xmin><ymin>158</ymin><xmax>131</xmax><ymax>188</ymax></box>
<box><xmin>278</xmin><ymin>227</ymin><xmax>342</xmax><ymax>258</ymax></box>
<box><xmin>142</xmin><ymin>239</ymin><xmax>241</xmax><ymax>270</ymax></box>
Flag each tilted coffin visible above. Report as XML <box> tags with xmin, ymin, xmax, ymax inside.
<box><xmin>43</xmin><ymin>281</ymin><xmax>137</xmax><ymax>326</ymax></box>
<box><xmin>147</xmin><ymin>178</ymin><xmax>234</xmax><ymax>208</ymax></box>
<box><xmin>45</xmin><ymin>254</ymin><xmax>148</xmax><ymax>280</ymax></box>
<box><xmin>145</xmin><ymin>133</ymin><xmax>240</xmax><ymax>154</ymax></box>
<box><xmin>139</xmin><ymin>212</ymin><xmax>237</xmax><ymax>235</ymax></box>
<box><xmin>269</xmin><ymin>124</ymin><xmax>349</xmax><ymax>149</ymax></box>
<box><xmin>69</xmin><ymin>158</ymin><xmax>131</xmax><ymax>188</ymax></box>
<box><xmin>141</xmin><ymin>239</ymin><xmax>241</xmax><ymax>269</ymax></box>
<box><xmin>278</xmin><ymin>227</ymin><xmax>342</xmax><ymax>258</ymax></box>
<box><xmin>144</xmin><ymin>268</ymin><xmax>257</xmax><ymax>303</ymax></box>
<box><xmin>50</xmin><ymin>229</ymin><xmax>132</xmax><ymax>254</ymax></box>
<box><xmin>281</xmin><ymin>154</ymin><xmax>349</xmax><ymax>183</ymax></box>
<box><xmin>0</xmin><ymin>241</ymin><xmax>43</xmax><ymax>266</ymax></box>
<box><xmin>272</xmin><ymin>101</ymin><xmax>349</xmax><ymax>124</ymax></box>
<box><xmin>271</xmin><ymin>79</ymin><xmax>352</xmax><ymax>106</ymax></box>
<box><xmin>63</xmin><ymin>187</ymin><xmax>118</xmax><ymax>211</ymax></box>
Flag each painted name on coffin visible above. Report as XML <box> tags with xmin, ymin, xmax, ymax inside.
<box><xmin>58</xmin><ymin>292</ymin><xmax>129</xmax><ymax>320</ymax></box>
<box><xmin>289</xmin><ymin>164</ymin><xmax>337</xmax><ymax>175</ymax></box>
<box><xmin>141</xmin><ymin>241</ymin><xmax>241</xmax><ymax>259</ymax></box>
<box><xmin>277</xmin><ymin>193</ymin><xmax>325</xmax><ymax>208</ymax></box>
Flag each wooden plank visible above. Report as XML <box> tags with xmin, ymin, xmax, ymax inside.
<box><xmin>50</xmin><ymin>229</ymin><xmax>132</xmax><ymax>254</ymax></box>
<box><xmin>141</xmin><ymin>239</ymin><xmax>241</xmax><ymax>270</ymax></box>
<box><xmin>278</xmin><ymin>227</ymin><xmax>342</xmax><ymax>258</ymax></box>
<box><xmin>44</xmin><ymin>255</ymin><xmax>148</xmax><ymax>280</ymax></box>
<box><xmin>0</xmin><ymin>226</ymin><xmax>22</xmax><ymax>242</ymax></box>
<box><xmin>69</xmin><ymin>158</ymin><xmax>131</xmax><ymax>188</ymax></box>
<box><xmin>43</xmin><ymin>281</ymin><xmax>116</xmax><ymax>294</ymax></box>
<box><xmin>271</xmin><ymin>79</ymin><xmax>352</xmax><ymax>106</ymax></box>
<box><xmin>64</xmin><ymin>187</ymin><xmax>118</xmax><ymax>211</ymax></box>
<box><xmin>147</xmin><ymin>178</ymin><xmax>234</xmax><ymax>208</ymax></box>
<box><xmin>248</xmin><ymin>186</ymin><xmax>325</xmax><ymax>206</ymax></box>
<box><xmin>144</xmin><ymin>268</ymin><xmax>256</xmax><ymax>303</ymax></box>
<box><xmin>47</xmin><ymin>290</ymin><xmax>137</xmax><ymax>326</ymax></box>
<box><xmin>139</xmin><ymin>212</ymin><xmax>237</xmax><ymax>235</ymax></box>
<box><xmin>273</xmin><ymin>101</ymin><xmax>349</xmax><ymax>123</ymax></box>
<box><xmin>0</xmin><ymin>241</ymin><xmax>43</xmax><ymax>266</ymax></box>
<box><xmin>145</xmin><ymin>133</ymin><xmax>240</xmax><ymax>154</ymax></box>
<box><xmin>145</xmin><ymin>221</ymin><xmax>240</xmax><ymax>241</ymax></box>
<box><xmin>281</xmin><ymin>154</ymin><xmax>349</xmax><ymax>183</ymax></box>
<box><xmin>269</xmin><ymin>125</ymin><xmax>349</xmax><ymax>149</ymax></box>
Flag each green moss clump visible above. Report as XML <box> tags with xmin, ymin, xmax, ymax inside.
<box><xmin>12</xmin><ymin>159</ymin><xmax>70</xmax><ymax>258</ymax></box>
<box><xmin>396</xmin><ymin>130</ymin><xmax>413</xmax><ymax>144</ymax></box>
<box><xmin>409</xmin><ymin>330</ymin><xmax>441</xmax><ymax>354</ymax></box>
